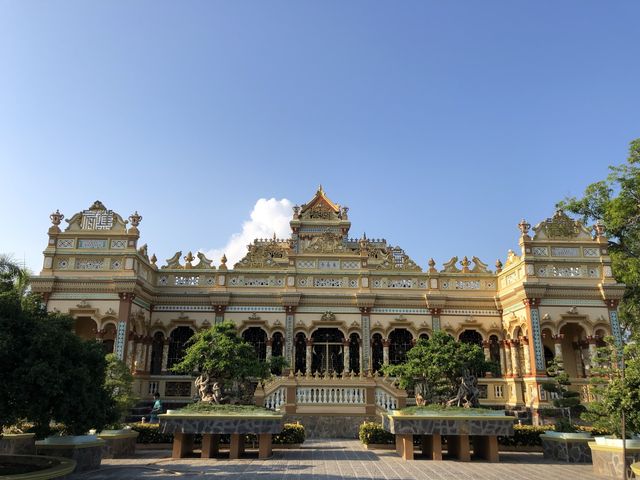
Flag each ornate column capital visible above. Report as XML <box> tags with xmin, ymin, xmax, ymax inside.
<box><xmin>119</xmin><ymin>292</ymin><xmax>136</xmax><ymax>302</ymax></box>
<box><xmin>523</xmin><ymin>298</ymin><xmax>539</xmax><ymax>308</ymax></box>
<box><xmin>429</xmin><ymin>308</ymin><xmax>441</xmax><ymax>316</ymax></box>
<box><xmin>359</xmin><ymin>306</ymin><xmax>371</xmax><ymax>315</ymax></box>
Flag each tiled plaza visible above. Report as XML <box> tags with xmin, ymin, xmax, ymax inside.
<box><xmin>71</xmin><ymin>439</ymin><xmax>604</xmax><ymax>480</ymax></box>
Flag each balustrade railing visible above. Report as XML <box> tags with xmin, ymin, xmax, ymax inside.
<box><xmin>375</xmin><ymin>388</ymin><xmax>398</xmax><ymax>410</ymax></box>
<box><xmin>296</xmin><ymin>386</ymin><xmax>366</xmax><ymax>405</ymax></box>
<box><xmin>264</xmin><ymin>386</ymin><xmax>287</xmax><ymax>410</ymax></box>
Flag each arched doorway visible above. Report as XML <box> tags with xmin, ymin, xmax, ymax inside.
<box><xmin>242</xmin><ymin>327</ymin><xmax>267</xmax><ymax>361</ymax></box>
<box><xmin>101</xmin><ymin>323</ymin><xmax>117</xmax><ymax>354</ymax></box>
<box><xmin>74</xmin><ymin>317</ymin><xmax>97</xmax><ymax>341</ymax></box>
<box><xmin>489</xmin><ymin>334</ymin><xmax>501</xmax><ymax>372</ymax></box>
<box><xmin>459</xmin><ymin>329</ymin><xmax>483</xmax><ymax>347</ymax></box>
<box><xmin>389</xmin><ymin>328</ymin><xmax>413</xmax><ymax>365</ymax></box>
<box><xmin>311</xmin><ymin>328</ymin><xmax>345</xmax><ymax>374</ymax></box>
<box><xmin>371</xmin><ymin>333</ymin><xmax>384</xmax><ymax>372</ymax></box>
<box><xmin>149</xmin><ymin>332</ymin><xmax>165</xmax><ymax>375</ymax></box>
<box><xmin>271</xmin><ymin>332</ymin><xmax>284</xmax><ymax>375</ymax></box>
<box><xmin>349</xmin><ymin>333</ymin><xmax>360</xmax><ymax>374</ymax></box>
<box><xmin>294</xmin><ymin>333</ymin><xmax>306</xmax><ymax>374</ymax></box>
<box><xmin>167</xmin><ymin>326</ymin><xmax>194</xmax><ymax>371</ymax></box>
<box><xmin>559</xmin><ymin>323</ymin><xmax>587</xmax><ymax>378</ymax></box>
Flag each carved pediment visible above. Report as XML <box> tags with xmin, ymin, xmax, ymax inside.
<box><xmin>533</xmin><ymin>209</ymin><xmax>592</xmax><ymax>240</ymax></box>
<box><xmin>64</xmin><ymin>200</ymin><xmax>128</xmax><ymax>232</ymax></box>
<box><xmin>235</xmin><ymin>239</ymin><xmax>289</xmax><ymax>269</ymax></box>
<box><xmin>302</xmin><ymin>230</ymin><xmax>351</xmax><ymax>254</ymax></box>
<box><xmin>298</xmin><ymin>186</ymin><xmax>341</xmax><ymax>221</ymax></box>
<box><xmin>370</xmin><ymin>245</ymin><xmax>421</xmax><ymax>272</ymax></box>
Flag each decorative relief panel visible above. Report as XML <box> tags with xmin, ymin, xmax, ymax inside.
<box><xmin>551</xmin><ymin>247</ymin><xmax>580</xmax><ymax>257</ymax></box>
<box><xmin>81</xmin><ymin>205</ymin><xmax>114</xmax><ymax>230</ymax></box>
<box><xmin>75</xmin><ymin>258</ymin><xmax>104</xmax><ymax>270</ymax></box>
<box><xmin>341</xmin><ymin>261</ymin><xmax>360</xmax><ymax>269</ymax></box>
<box><xmin>111</xmin><ymin>260</ymin><xmax>122</xmax><ymax>270</ymax></box>
<box><xmin>175</xmin><ymin>275</ymin><xmax>200</xmax><ymax>286</ymax></box>
<box><xmin>78</xmin><ymin>239</ymin><xmax>108</xmax><ymax>249</ymax></box>
<box><xmin>111</xmin><ymin>239</ymin><xmax>127</xmax><ymax>249</ymax></box>
<box><xmin>455</xmin><ymin>280</ymin><xmax>480</xmax><ymax>290</ymax></box>
<box><xmin>229</xmin><ymin>277</ymin><xmax>284</xmax><ymax>287</ymax></box>
<box><xmin>158</xmin><ymin>276</ymin><xmax>168</xmax><ymax>286</ymax></box>
<box><xmin>532</xmin><ymin>247</ymin><xmax>548</xmax><ymax>256</ymax></box>
<box><xmin>603</xmin><ymin>266</ymin><xmax>613</xmax><ymax>277</ymax></box>
<box><xmin>389</xmin><ymin>279</ymin><xmax>415</xmax><ymax>288</ymax></box>
<box><xmin>57</xmin><ymin>259</ymin><xmax>69</xmax><ymax>269</ymax></box>
<box><xmin>57</xmin><ymin>239</ymin><xmax>74</xmax><ymax>248</ymax></box>
<box><xmin>550</xmin><ymin>266</ymin><xmax>582</xmax><ymax>277</ymax></box>
<box><xmin>296</xmin><ymin>260</ymin><xmax>316</xmax><ymax>269</ymax></box>
<box><xmin>583</xmin><ymin>247</ymin><xmax>599</xmax><ymax>257</ymax></box>
<box><xmin>504</xmin><ymin>271</ymin><xmax>519</xmax><ymax>286</ymax></box>
<box><xmin>318</xmin><ymin>260</ymin><xmax>340</xmax><ymax>269</ymax></box>
<box><xmin>313</xmin><ymin>278</ymin><xmax>345</xmax><ymax>288</ymax></box>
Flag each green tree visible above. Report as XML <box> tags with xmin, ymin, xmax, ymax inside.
<box><xmin>172</xmin><ymin>321</ymin><xmax>285</xmax><ymax>404</ymax></box>
<box><xmin>582</xmin><ymin>339</ymin><xmax>640</xmax><ymax>437</ymax></box>
<box><xmin>104</xmin><ymin>353</ymin><xmax>137</xmax><ymax>425</ymax></box>
<box><xmin>382</xmin><ymin>330</ymin><xmax>492</xmax><ymax>404</ymax></box>
<box><xmin>558</xmin><ymin>138</ymin><xmax>640</xmax><ymax>335</ymax></box>
<box><xmin>0</xmin><ymin>255</ymin><xmax>117</xmax><ymax>437</ymax></box>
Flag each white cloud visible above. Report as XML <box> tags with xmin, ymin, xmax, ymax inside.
<box><xmin>200</xmin><ymin>198</ymin><xmax>293</xmax><ymax>267</ymax></box>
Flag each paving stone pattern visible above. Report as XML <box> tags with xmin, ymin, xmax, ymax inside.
<box><xmin>540</xmin><ymin>437</ymin><xmax>592</xmax><ymax>463</ymax></box>
<box><xmin>69</xmin><ymin>439</ymin><xmax>604</xmax><ymax>480</ymax></box>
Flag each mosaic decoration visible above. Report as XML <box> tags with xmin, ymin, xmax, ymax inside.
<box><xmin>432</xmin><ymin>316</ymin><xmax>441</xmax><ymax>332</ymax></box>
<box><xmin>455</xmin><ymin>280</ymin><xmax>481</xmax><ymax>290</ymax></box>
<box><xmin>285</xmin><ymin>313</ymin><xmax>294</xmax><ymax>364</ymax></box>
<box><xmin>115</xmin><ymin>320</ymin><xmax>127</xmax><ymax>360</ymax></box>
<box><xmin>389</xmin><ymin>279</ymin><xmax>415</xmax><ymax>288</ymax></box>
<box><xmin>532</xmin><ymin>247</ymin><xmax>548</xmax><ymax>256</ymax></box>
<box><xmin>609</xmin><ymin>310</ymin><xmax>622</xmax><ymax>347</ymax></box>
<box><xmin>361</xmin><ymin>314</ymin><xmax>370</xmax><ymax>371</ymax></box>
<box><xmin>530</xmin><ymin>308</ymin><xmax>545</xmax><ymax>370</ymax></box>
<box><xmin>583</xmin><ymin>247</ymin><xmax>599</xmax><ymax>257</ymax></box>
<box><xmin>318</xmin><ymin>260</ymin><xmax>340</xmax><ymax>269</ymax></box>
<box><xmin>341</xmin><ymin>261</ymin><xmax>360</xmax><ymax>269</ymax></box>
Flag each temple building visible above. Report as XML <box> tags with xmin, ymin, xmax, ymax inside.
<box><xmin>31</xmin><ymin>188</ymin><xmax>625</xmax><ymax>433</ymax></box>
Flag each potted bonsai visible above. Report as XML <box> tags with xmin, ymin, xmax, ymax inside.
<box><xmin>539</xmin><ymin>359</ymin><xmax>591</xmax><ymax>462</ymax></box>
<box><xmin>584</xmin><ymin>338</ymin><xmax>640</xmax><ymax>477</ymax></box>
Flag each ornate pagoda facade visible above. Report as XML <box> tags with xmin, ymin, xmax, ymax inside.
<box><xmin>32</xmin><ymin>188</ymin><xmax>624</xmax><ymax>422</ymax></box>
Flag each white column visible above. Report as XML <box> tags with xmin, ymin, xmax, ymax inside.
<box><xmin>521</xmin><ymin>338</ymin><xmax>531</xmax><ymax>375</ymax></box>
<box><xmin>499</xmin><ymin>343</ymin><xmax>507</xmax><ymax>376</ymax></box>
<box><xmin>266</xmin><ymin>339</ymin><xmax>272</xmax><ymax>363</ymax></box>
<box><xmin>510</xmin><ymin>340</ymin><xmax>520</xmax><ymax>376</ymax></box>
<box><xmin>503</xmin><ymin>341</ymin><xmax>512</xmax><ymax>376</ymax></box>
<box><xmin>305</xmin><ymin>340</ymin><xmax>312</xmax><ymax>374</ymax></box>
<box><xmin>382</xmin><ymin>340</ymin><xmax>390</xmax><ymax>366</ymax></box>
<box><xmin>161</xmin><ymin>339</ymin><xmax>170</xmax><ymax>374</ymax></box>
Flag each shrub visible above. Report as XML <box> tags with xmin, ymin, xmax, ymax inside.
<box><xmin>129</xmin><ymin>422</ymin><xmax>305</xmax><ymax>445</ymax></box>
<box><xmin>498</xmin><ymin>425</ymin><xmax>549</xmax><ymax>447</ymax></box>
<box><xmin>359</xmin><ymin>422</ymin><xmax>394</xmax><ymax>445</ymax></box>
<box><xmin>273</xmin><ymin>423</ymin><xmax>305</xmax><ymax>445</ymax></box>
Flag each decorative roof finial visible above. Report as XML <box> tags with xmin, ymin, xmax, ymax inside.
<box><xmin>317</xmin><ymin>184</ymin><xmax>324</xmax><ymax>194</ymax></box>
<box><xmin>460</xmin><ymin>256</ymin><xmax>471</xmax><ymax>273</ymax></box>
<box><xmin>184</xmin><ymin>251</ymin><xmax>194</xmax><ymax>269</ymax></box>
<box><xmin>495</xmin><ymin>259</ymin><xmax>503</xmax><ymax>273</ymax></box>
<box><xmin>150</xmin><ymin>254</ymin><xmax>157</xmax><ymax>266</ymax></box>
<box><xmin>129</xmin><ymin>211</ymin><xmax>142</xmax><ymax>228</ymax></box>
<box><xmin>49</xmin><ymin>209</ymin><xmax>64</xmax><ymax>233</ymax></box>
<box><xmin>594</xmin><ymin>219</ymin><xmax>606</xmax><ymax>238</ymax></box>
<box><xmin>428</xmin><ymin>258</ymin><xmax>437</xmax><ymax>274</ymax></box>
<box><xmin>518</xmin><ymin>219</ymin><xmax>531</xmax><ymax>237</ymax></box>
<box><xmin>219</xmin><ymin>254</ymin><xmax>228</xmax><ymax>271</ymax></box>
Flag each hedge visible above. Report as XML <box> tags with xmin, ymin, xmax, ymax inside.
<box><xmin>129</xmin><ymin>422</ymin><xmax>305</xmax><ymax>445</ymax></box>
<box><xmin>359</xmin><ymin>422</ymin><xmax>612</xmax><ymax>448</ymax></box>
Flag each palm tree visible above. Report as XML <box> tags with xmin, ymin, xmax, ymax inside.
<box><xmin>0</xmin><ymin>254</ymin><xmax>31</xmax><ymax>299</ymax></box>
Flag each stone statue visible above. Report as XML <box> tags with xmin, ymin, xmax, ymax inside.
<box><xmin>447</xmin><ymin>369</ymin><xmax>480</xmax><ymax>408</ymax></box>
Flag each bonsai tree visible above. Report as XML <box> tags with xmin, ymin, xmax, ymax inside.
<box><xmin>582</xmin><ymin>337</ymin><xmax>640</xmax><ymax>438</ymax></box>
<box><xmin>540</xmin><ymin>359</ymin><xmax>584</xmax><ymax>432</ymax></box>
<box><xmin>382</xmin><ymin>330</ymin><xmax>493</xmax><ymax>406</ymax></box>
<box><xmin>104</xmin><ymin>353</ymin><xmax>137</xmax><ymax>427</ymax></box>
<box><xmin>172</xmin><ymin>321</ymin><xmax>285</xmax><ymax>404</ymax></box>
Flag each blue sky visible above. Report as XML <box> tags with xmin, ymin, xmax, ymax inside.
<box><xmin>1</xmin><ymin>1</ymin><xmax>638</xmax><ymax>273</ymax></box>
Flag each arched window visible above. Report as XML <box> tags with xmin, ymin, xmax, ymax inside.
<box><xmin>459</xmin><ymin>329</ymin><xmax>483</xmax><ymax>347</ymax></box>
<box><xmin>371</xmin><ymin>333</ymin><xmax>384</xmax><ymax>372</ymax></box>
<box><xmin>242</xmin><ymin>327</ymin><xmax>267</xmax><ymax>361</ymax></box>
<box><xmin>311</xmin><ymin>328</ymin><xmax>344</xmax><ymax>374</ymax></box>
<box><xmin>419</xmin><ymin>333</ymin><xmax>429</xmax><ymax>341</ymax></box>
<box><xmin>74</xmin><ymin>317</ymin><xmax>97</xmax><ymax>341</ymax></box>
<box><xmin>167</xmin><ymin>326</ymin><xmax>194</xmax><ymax>371</ymax></box>
<box><xmin>149</xmin><ymin>332</ymin><xmax>165</xmax><ymax>375</ymax></box>
<box><xmin>349</xmin><ymin>333</ymin><xmax>360</xmax><ymax>374</ymax></box>
<box><xmin>294</xmin><ymin>333</ymin><xmax>306</xmax><ymax>374</ymax></box>
<box><xmin>389</xmin><ymin>329</ymin><xmax>413</xmax><ymax>365</ymax></box>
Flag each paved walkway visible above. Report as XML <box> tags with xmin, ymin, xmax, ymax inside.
<box><xmin>71</xmin><ymin>439</ymin><xmax>604</xmax><ymax>480</ymax></box>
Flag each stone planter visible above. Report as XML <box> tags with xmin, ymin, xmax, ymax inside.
<box><xmin>594</xmin><ymin>436</ymin><xmax>640</xmax><ymax>448</ymax></box>
<box><xmin>35</xmin><ymin>435</ymin><xmax>105</xmax><ymax>473</ymax></box>
<box><xmin>631</xmin><ymin>462</ymin><xmax>640</xmax><ymax>477</ymax></box>
<box><xmin>97</xmin><ymin>429</ymin><xmax>139</xmax><ymax>458</ymax></box>
<box><xmin>0</xmin><ymin>454</ymin><xmax>76</xmax><ymax>479</ymax></box>
<box><xmin>0</xmin><ymin>433</ymin><xmax>36</xmax><ymax>455</ymax></box>
<box><xmin>589</xmin><ymin>441</ymin><xmax>640</xmax><ymax>478</ymax></box>
<box><xmin>540</xmin><ymin>432</ymin><xmax>592</xmax><ymax>463</ymax></box>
